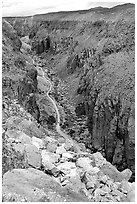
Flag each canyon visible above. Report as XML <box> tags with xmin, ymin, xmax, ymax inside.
<box><xmin>2</xmin><ymin>3</ymin><xmax>135</xmax><ymax>202</ymax></box>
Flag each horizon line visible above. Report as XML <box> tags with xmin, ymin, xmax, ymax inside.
<box><xmin>2</xmin><ymin>2</ymin><xmax>135</xmax><ymax>18</ymax></box>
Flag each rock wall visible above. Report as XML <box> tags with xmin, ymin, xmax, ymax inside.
<box><xmin>2</xmin><ymin>19</ymin><xmax>22</xmax><ymax>51</ymax></box>
<box><xmin>76</xmin><ymin>49</ymin><xmax>135</xmax><ymax>181</ymax></box>
<box><xmin>18</xmin><ymin>68</ymin><xmax>40</xmax><ymax>122</ymax></box>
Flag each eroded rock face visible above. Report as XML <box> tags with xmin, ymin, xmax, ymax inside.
<box><xmin>32</xmin><ymin>36</ymin><xmax>51</xmax><ymax>54</ymax></box>
<box><xmin>2</xmin><ymin>168</ymin><xmax>90</xmax><ymax>202</ymax></box>
<box><xmin>2</xmin><ymin>19</ymin><xmax>22</xmax><ymax>51</ymax></box>
<box><xmin>76</xmin><ymin>77</ymin><xmax>135</xmax><ymax>179</ymax></box>
<box><xmin>18</xmin><ymin>68</ymin><xmax>40</xmax><ymax>121</ymax></box>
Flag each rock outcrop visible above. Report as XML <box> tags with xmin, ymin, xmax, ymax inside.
<box><xmin>2</xmin><ymin>19</ymin><xmax>22</xmax><ymax>51</ymax></box>
<box><xmin>18</xmin><ymin>68</ymin><xmax>40</xmax><ymax>121</ymax></box>
<box><xmin>31</xmin><ymin>36</ymin><xmax>51</xmax><ymax>54</ymax></box>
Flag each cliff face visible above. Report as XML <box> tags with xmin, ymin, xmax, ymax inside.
<box><xmin>3</xmin><ymin>3</ymin><xmax>135</xmax><ymax>182</ymax></box>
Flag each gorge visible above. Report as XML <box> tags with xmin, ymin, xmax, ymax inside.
<box><xmin>2</xmin><ymin>3</ymin><xmax>135</xmax><ymax>202</ymax></box>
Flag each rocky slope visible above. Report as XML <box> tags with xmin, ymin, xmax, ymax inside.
<box><xmin>2</xmin><ymin>3</ymin><xmax>135</xmax><ymax>202</ymax></box>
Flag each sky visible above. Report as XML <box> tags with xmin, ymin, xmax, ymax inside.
<box><xmin>2</xmin><ymin>0</ymin><xmax>134</xmax><ymax>17</ymax></box>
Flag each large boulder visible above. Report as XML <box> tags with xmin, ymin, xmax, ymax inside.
<box><xmin>25</xmin><ymin>144</ymin><xmax>42</xmax><ymax>168</ymax></box>
<box><xmin>2</xmin><ymin>168</ymin><xmax>90</xmax><ymax>202</ymax></box>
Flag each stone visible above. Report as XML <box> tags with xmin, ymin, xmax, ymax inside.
<box><xmin>119</xmin><ymin>180</ymin><xmax>132</xmax><ymax>193</ymax></box>
<box><xmin>100</xmin><ymin>197</ymin><xmax>112</xmax><ymax>202</ymax></box>
<box><xmin>62</xmin><ymin>152</ymin><xmax>73</xmax><ymax>160</ymax></box>
<box><xmin>5</xmin><ymin>130</ymin><xmax>20</xmax><ymax>139</ymax></box>
<box><xmin>104</xmin><ymin>194</ymin><xmax>118</xmax><ymax>202</ymax></box>
<box><xmin>57</xmin><ymin>162</ymin><xmax>76</xmax><ymax>175</ymax></box>
<box><xmin>78</xmin><ymin>143</ymin><xmax>87</xmax><ymax>152</ymax></box>
<box><xmin>56</xmin><ymin>145</ymin><xmax>66</xmax><ymax>155</ymax></box>
<box><xmin>18</xmin><ymin>131</ymin><xmax>32</xmax><ymax>144</ymax></box>
<box><xmin>65</xmin><ymin>174</ymin><xmax>84</xmax><ymax>194</ymax></box>
<box><xmin>12</xmin><ymin>143</ymin><xmax>25</xmax><ymax>155</ymax></box>
<box><xmin>99</xmin><ymin>175</ymin><xmax>108</xmax><ymax>184</ymax></box>
<box><xmin>76</xmin><ymin>157</ymin><xmax>93</xmax><ymax>172</ymax></box>
<box><xmin>5</xmin><ymin>116</ymin><xmax>22</xmax><ymax>130</ymax></box>
<box><xmin>83</xmin><ymin>172</ymin><xmax>98</xmax><ymax>187</ymax></box>
<box><xmin>77</xmin><ymin>167</ymin><xmax>85</xmax><ymax>180</ymax></box>
<box><xmin>6</xmin><ymin>130</ymin><xmax>32</xmax><ymax>144</ymax></box>
<box><xmin>46</xmin><ymin>142</ymin><xmax>58</xmax><ymax>153</ymax></box>
<box><xmin>92</xmin><ymin>152</ymin><xmax>107</xmax><ymax>168</ymax></box>
<box><xmin>2</xmin><ymin>128</ymin><xmax>5</xmax><ymax>134</ymax></box>
<box><xmin>86</xmin><ymin>181</ymin><xmax>95</xmax><ymax>190</ymax></box>
<box><xmin>41</xmin><ymin>150</ymin><xmax>60</xmax><ymax>166</ymax></box>
<box><xmin>64</xmin><ymin>142</ymin><xmax>73</xmax><ymax>151</ymax></box>
<box><xmin>106</xmin><ymin>178</ymin><xmax>114</xmax><ymax>188</ymax></box>
<box><xmin>61</xmin><ymin>179</ymin><xmax>70</xmax><ymax>186</ymax></box>
<box><xmin>2</xmin><ymin>168</ymin><xmax>90</xmax><ymax>202</ymax></box>
<box><xmin>101</xmin><ymin>185</ymin><xmax>111</xmax><ymax>193</ymax></box>
<box><xmin>100</xmin><ymin>163</ymin><xmax>132</xmax><ymax>182</ymax></box>
<box><xmin>25</xmin><ymin>144</ymin><xmax>41</xmax><ymax>168</ymax></box>
<box><xmin>68</xmin><ymin>168</ymin><xmax>78</xmax><ymax>179</ymax></box>
<box><xmin>111</xmin><ymin>189</ymin><xmax>124</xmax><ymax>197</ymax></box>
<box><xmin>48</xmin><ymin>167</ymin><xmax>61</xmax><ymax>177</ymax></box>
<box><xmin>41</xmin><ymin>159</ymin><xmax>55</xmax><ymax>171</ymax></box>
<box><xmin>90</xmin><ymin>167</ymin><xmax>100</xmax><ymax>174</ymax></box>
<box><xmin>121</xmin><ymin>168</ymin><xmax>132</xmax><ymax>181</ymax></box>
<box><xmin>31</xmin><ymin>136</ymin><xmax>44</xmax><ymax>150</ymax></box>
<box><xmin>94</xmin><ymin>188</ymin><xmax>107</xmax><ymax>202</ymax></box>
<box><xmin>57</xmin><ymin>137</ymin><xmax>66</xmax><ymax>144</ymax></box>
<box><xmin>18</xmin><ymin>119</ymin><xmax>44</xmax><ymax>139</ymax></box>
<box><xmin>126</xmin><ymin>184</ymin><xmax>135</xmax><ymax>202</ymax></box>
<box><xmin>110</xmin><ymin>182</ymin><xmax>119</xmax><ymax>191</ymax></box>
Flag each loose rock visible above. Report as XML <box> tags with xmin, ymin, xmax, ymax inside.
<box><xmin>25</xmin><ymin>144</ymin><xmax>42</xmax><ymax>168</ymax></box>
<box><xmin>31</xmin><ymin>136</ymin><xmax>45</xmax><ymax>150</ymax></box>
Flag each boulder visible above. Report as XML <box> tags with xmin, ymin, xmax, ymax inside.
<box><xmin>12</xmin><ymin>143</ymin><xmax>25</xmax><ymax>155</ymax></box>
<box><xmin>57</xmin><ymin>162</ymin><xmax>76</xmax><ymax>175</ymax></box>
<box><xmin>46</xmin><ymin>142</ymin><xmax>58</xmax><ymax>153</ymax></box>
<box><xmin>56</xmin><ymin>145</ymin><xmax>66</xmax><ymax>155</ymax></box>
<box><xmin>6</xmin><ymin>130</ymin><xmax>32</xmax><ymax>144</ymax></box>
<box><xmin>100</xmin><ymin>163</ymin><xmax>132</xmax><ymax>182</ymax></box>
<box><xmin>64</xmin><ymin>141</ymin><xmax>74</xmax><ymax>151</ymax></box>
<box><xmin>31</xmin><ymin>136</ymin><xmax>45</xmax><ymax>150</ymax></box>
<box><xmin>41</xmin><ymin>150</ymin><xmax>60</xmax><ymax>166</ymax></box>
<box><xmin>25</xmin><ymin>144</ymin><xmax>42</xmax><ymax>168</ymax></box>
<box><xmin>76</xmin><ymin>157</ymin><xmax>94</xmax><ymax>172</ymax></box>
<box><xmin>17</xmin><ymin>132</ymin><xmax>31</xmax><ymax>144</ymax></box>
<box><xmin>62</xmin><ymin>152</ymin><xmax>73</xmax><ymax>161</ymax></box>
<box><xmin>5</xmin><ymin>116</ymin><xmax>24</xmax><ymax>130</ymax></box>
<box><xmin>82</xmin><ymin>172</ymin><xmax>98</xmax><ymax>189</ymax></box>
<box><xmin>126</xmin><ymin>183</ymin><xmax>135</xmax><ymax>202</ymax></box>
<box><xmin>2</xmin><ymin>168</ymin><xmax>90</xmax><ymax>202</ymax></box>
<box><xmin>94</xmin><ymin>188</ymin><xmax>108</xmax><ymax>202</ymax></box>
<box><xmin>92</xmin><ymin>152</ymin><xmax>107</xmax><ymax>168</ymax></box>
<box><xmin>18</xmin><ymin>119</ymin><xmax>44</xmax><ymax>138</ymax></box>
